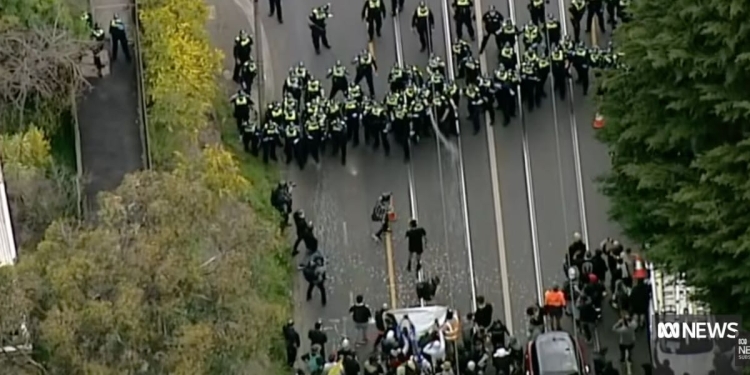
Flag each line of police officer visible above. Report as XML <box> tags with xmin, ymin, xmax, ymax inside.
<box><xmin>448</xmin><ymin>0</ymin><xmax>630</xmax><ymax>132</ymax></box>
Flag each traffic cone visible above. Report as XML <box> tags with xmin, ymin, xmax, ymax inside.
<box><xmin>387</xmin><ymin>199</ymin><xmax>397</xmax><ymax>222</ymax></box>
<box><xmin>633</xmin><ymin>255</ymin><xmax>647</xmax><ymax>279</ymax></box>
<box><xmin>593</xmin><ymin>113</ymin><xmax>605</xmax><ymax>129</ymax></box>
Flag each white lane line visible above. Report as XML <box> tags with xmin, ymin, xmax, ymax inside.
<box><xmin>342</xmin><ymin>221</ymin><xmax>349</xmax><ymax>246</ymax></box>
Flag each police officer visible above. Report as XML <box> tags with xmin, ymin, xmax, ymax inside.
<box><xmin>498</xmin><ymin>42</ymin><xmax>517</xmax><ymax>70</ymax></box>
<box><xmin>478</xmin><ymin>76</ymin><xmax>496</xmax><ymax>125</ymax></box>
<box><xmin>362</xmin><ymin>0</ymin><xmax>387</xmax><ymax>41</ymax></box>
<box><xmin>543</xmin><ymin>14</ymin><xmax>561</xmax><ymax>47</ymax></box>
<box><xmin>464</xmin><ymin>57</ymin><xmax>480</xmax><ymax>85</ymax></box>
<box><xmin>81</xmin><ymin>11</ymin><xmax>94</xmax><ymax>29</ymax></box>
<box><xmin>520</xmin><ymin>60</ymin><xmax>538</xmax><ymax>111</ymax></box>
<box><xmin>388</xmin><ymin>65</ymin><xmax>406</xmax><ymax>92</ymax></box>
<box><xmin>479</xmin><ymin>5</ymin><xmax>503</xmax><ymax>54</ymax></box>
<box><xmin>407</xmin><ymin>65</ymin><xmax>424</xmax><ymax>86</ymax></box>
<box><xmin>434</xmin><ymin>94</ymin><xmax>458</xmax><ymax>137</ymax></box>
<box><xmin>499</xmin><ymin>19</ymin><xmax>520</xmax><ymax>46</ymax></box>
<box><xmin>109</xmin><ymin>14</ymin><xmax>130</xmax><ymax>62</ymax></box>
<box><xmin>492</xmin><ymin>67</ymin><xmax>515</xmax><ymax>126</ymax></box>
<box><xmin>269</xmin><ymin>0</ymin><xmax>283</xmax><ymax>23</ymax></box>
<box><xmin>452</xmin><ymin>0</ymin><xmax>475</xmax><ymax>41</ymax></box>
<box><xmin>328</xmin><ymin>118</ymin><xmax>348</xmax><ymax>165</ymax></box>
<box><xmin>464</xmin><ymin>84</ymin><xmax>484</xmax><ymax>134</ymax></box>
<box><xmin>569</xmin><ymin>0</ymin><xmax>586</xmax><ymax>42</ymax></box>
<box><xmin>268</xmin><ymin>101</ymin><xmax>284</xmax><ymax>124</ymax></box>
<box><xmin>585</xmin><ymin>0</ymin><xmax>605</xmax><ymax>34</ymax></box>
<box><xmin>550</xmin><ymin>45</ymin><xmax>568</xmax><ymax>100</ymax></box>
<box><xmin>392</xmin><ymin>103</ymin><xmax>411</xmax><ymax>161</ymax></box>
<box><xmin>262</xmin><ymin>121</ymin><xmax>281</xmax><ymax>163</ymax></box>
<box><xmin>409</xmin><ymin>96</ymin><xmax>429</xmax><ymax>138</ymax></box>
<box><xmin>233</xmin><ymin>30</ymin><xmax>253</xmax><ymax>82</ymax></box>
<box><xmin>412</xmin><ymin>2</ymin><xmax>435</xmax><ymax>53</ymax></box>
<box><xmin>522</xmin><ymin>21</ymin><xmax>542</xmax><ymax>50</ymax></box>
<box><xmin>306</xmin><ymin>78</ymin><xmax>325</xmax><ymax>103</ymax></box>
<box><xmin>90</xmin><ymin>23</ymin><xmax>106</xmax><ymax>77</ymax></box>
<box><xmin>343</xmin><ymin>96</ymin><xmax>362</xmax><ymax>147</ymax></box>
<box><xmin>327</xmin><ymin>61</ymin><xmax>349</xmax><ymax>99</ymax></box>
<box><xmin>309</xmin><ymin>4</ymin><xmax>333</xmax><ymax>54</ymax></box>
<box><xmin>305</xmin><ymin>114</ymin><xmax>323</xmax><ymax>163</ymax></box>
<box><xmin>527</xmin><ymin>0</ymin><xmax>548</xmax><ymax>25</ymax></box>
<box><xmin>427</xmin><ymin>55</ymin><xmax>446</xmax><ymax>77</ymax></box>
<box><xmin>366</xmin><ymin>102</ymin><xmax>390</xmax><ymax>154</ymax></box>
<box><xmin>230</xmin><ymin>90</ymin><xmax>252</xmax><ymax>132</ymax></box>
<box><xmin>286</xmin><ymin>123</ymin><xmax>305</xmax><ymax>167</ymax></box>
<box><xmin>605</xmin><ymin>0</ymin><xmax>618</xmax><ymax>29</ymax></box>
<box><xmin>452</xmin><ymin>39</ymin><xmax>472</xmax><ymax>78</ymax></box>
<box><xmin>241</xmin><ymin>118</ymin><xmax>260</xmax><ymax>156</ymax></box>
<box><xmin>572</xmin><ymin>42</ymin><xmax>590</xmax><ymax>95</ymax></box>
<box><xmin>240</xmin><ymin>58</ymin><xmax>258</xmax><ymax>93</ymax></box>
<box><xmin>353</xmin><ymin>50</ymin><xmax>377</xmax><ymax>97</ymax></box>
<box><xmin>535</xmin><ymin>51</ymin><xmax>550</xmax><ymax>105</ymax></box>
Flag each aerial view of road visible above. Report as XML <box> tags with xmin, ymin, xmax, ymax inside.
<box><xmin>211</xmin><ymin>0</ymin><xmax>649</xmax><ymax>370</ymax></box>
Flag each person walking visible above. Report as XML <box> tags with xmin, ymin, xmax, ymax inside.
<box><xmin>349</xmin><ymin>294</ymin><xmax>373</xmax><ymax>345</ymax></box>
<box><xmin>405</xmin><ymin>219</ymin><xmax>426</xmax><ymax>272</ymax></box>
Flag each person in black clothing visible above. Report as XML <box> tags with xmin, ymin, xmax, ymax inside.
<box><xmin>302</xmin><ymin>221</ymin><xmax>319</xmax><ymax>253</ymax></box>
<box><xmin>473</xmin><ymin>296</ymin><xmax>494</xmax><ymax>329</ymax></box>
<box><xmin>585</xmin><ymin>0</ymin><xmax>606</xmax><ymax>34</ymax></box>
<box><xmin>308</xmin><ymin>320</ymin><xmax>329</xmax><ymax>357</ymax></box>
<box><xmin>342</xmin><ymin>353</ymin><xmax>361</xmax><ymax>375</ymax></box>
<box><xmin>282</xmin><ymin>320</ymin><xmax>301</xmax><ymax>367</ymax></box>
<box><xmin>373</xmin><ymin>303</ymin><xmax>393</xmax><ymax>348</ymax></box>
<box><xmin>488</xmin><ymin>319</ymin><xmax>509</xmax><ymax>349</ymax></box>
<box><xmin>302</xmin><ymin>252</ymin><xmax>327</xmax><ymax>305</ymax></box>
<box><xmin>271</xmin><ymin>181</ymin><xmax>294</xmax><ymax>228</ymax></box>
<box><xmin>233</xmin><ymin>30</ymin><xmax>253</xmax><ymax>82</ymax></box>
<box><xmin>350</xmin><ymin>294</ymin><xmax>373</xmax><ymax>345</ymax></box>
<box><xmin>292</xmin><ymin>210</ymin><xmax>313</xmax><ymax>255</ymax></box>
<box><xmin>371</xmin><ymin>192</ymin><xmax>392</xmax><ymax>241</ymax></box>
<box><xmin>362</xmin><ymin>0</ymin><xmax>387</xmax><ymax>41</ymax></box>
<box><xmin>479</xmin><ymin>5</ymin><xmax>504</xmax><ymax>54</ymax></box>
<box><xmin>568</xmin><ymin>231</ymin><xmax>587</xmax><ymax>260</ymax></box>
<box><xmin>405</xmin><ymin>219</ymin><xmax>426</xmax><ymax>272</ymax></box>
<box><xmin>591</xmin><ymin>248</ymin><xmax>609</xmax><ymax>284</ymax></box>
<box><xmin>412</xmin><ymin>2</ymin><xmax>435</xmax><ymax>53</ymax></box>
<box><xmin>416</xmin><ymin>276</ymin><xmax>440</xmax><ymax>301</ymax></box>
<box><xmin>268</xmin><ymin>0</ymin><xmax>283</xmax><ymax>23</ymax></box>
<box><xmin>109</xmin><ymin>14</ymin><xmax>131</xmax><ymax>62</ymax></box>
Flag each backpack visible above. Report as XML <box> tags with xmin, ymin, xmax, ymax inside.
<box><xmin>371</xmin><ymin>202</ymin><xmax>386</xmax><ymax>222</ymax></box>
<box><xmin>307</xmin><ymin>353</ymin><xmax>323</xmax><ymax>374</ymax></box>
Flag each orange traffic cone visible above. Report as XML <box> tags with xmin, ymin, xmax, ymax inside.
<box><xmin>593</xmin><ymin>113</ymin><xmax>605</xmax><ymax>129</ymax></box>
<box><xmin>387</xmin><ymin>200</ymin><xmax>397</xmax><ymax>222</ymax></box>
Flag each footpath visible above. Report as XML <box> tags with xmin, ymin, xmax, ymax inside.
<box><xmin>76</xmin><ymin>0</ymin><xmax>144</xmax><ymax>215</ymax></box>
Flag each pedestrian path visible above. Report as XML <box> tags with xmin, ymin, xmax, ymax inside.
<box><xmin>77</xmin><ymin>0</ymin><xmax>144</xmax><ymax>214</ymax></box>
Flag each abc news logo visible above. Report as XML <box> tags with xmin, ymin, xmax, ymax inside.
<box><xmin>656</xmin><ymin>316</ymin><xmax>740</xmax><ymax>340</ymax></box>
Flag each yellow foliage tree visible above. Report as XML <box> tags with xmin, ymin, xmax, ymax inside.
<box><xmin>139</xmin><ymin>0</ymin><xmax>222</xmax><ymax>166</ymax></box>
<box><xmin>175</xmin><ymin>145</ymin><xmax>250</xmax><ymax>198</ymax></box>
<box><xmin>0</xmin><ymin>128</ymin><xmax>75</xmax><ymax>248</ymax></box>
<box><xmin>0</xmin><ymin>170</ymin><xmax>289</xmax><ymax>373</ymax></box>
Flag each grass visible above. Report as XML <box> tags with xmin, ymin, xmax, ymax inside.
<box><xmin>213</xmin><ymin>93</ymin><xmax>293</xmax><ymax>365</ymax></box>
<box><xmin>49</xmin><ymin>109</ymin><xmax>77</xmax><ymax>170</ymax></box>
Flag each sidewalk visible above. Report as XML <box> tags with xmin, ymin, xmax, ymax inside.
<box><xmin>77</xmin><ymin>1</ymin><xmax>143</xmax><ymax>214</ymax></box>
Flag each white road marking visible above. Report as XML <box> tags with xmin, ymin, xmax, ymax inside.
<box><xmin>342</xmin><ymin>221</ymin><xmax>349</xmax><ymax>246</ymax></box>
<box><xmin>207</xmin><ymin>5</ymin><xmax>216</xmax><ymax>20</ymax></box>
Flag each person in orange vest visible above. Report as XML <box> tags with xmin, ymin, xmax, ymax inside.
<box><xmin>632</xmin><ymin>253</ymin><xmax>647</xmax><ymax>280</ymax></box>
<box><xmin>544</xmin><ymin>285</ymin><xmax>566</xmax><ymax>331</ymax></box>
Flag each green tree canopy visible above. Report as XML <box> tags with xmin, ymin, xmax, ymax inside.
<box><xmin>598</xmin><ymin>0</ymin><xmax>750</xmax><ymax>316</ymax></box>
<box><xmin>0</xmin><ymin>157</ymin><xmax>289</xmax><ymax>374</ymax></box>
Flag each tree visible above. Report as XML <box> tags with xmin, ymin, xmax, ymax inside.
<box><xmin>0</xmin><ymin>159</ymin><xmax>289</xmax><ymax>374</ymax></box>
<box><xmin>597</xmin><ymin>0</ymin><xmax>750</xmax><ymax>316</ymax></box>
<box><xmin>0</xmin><ymin>128</ymin><xmax>77</xmax><ymax>249</ymax></box>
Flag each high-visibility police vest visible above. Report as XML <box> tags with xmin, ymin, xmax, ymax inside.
<box><xmin>552</xmin><ymin>50</ymin><xmax>564</xmax><ymax>61</ymax></box>
<box><xmin>314</xmin><ymin>9</ymin><xmax>327</xmax><ymax>20</ymax></box>
<box><xmin>501</xmin><ymin>47</ymin><xmax>513</xmax><ymax>58</ymax></box>
<box><xmin>538</xmin><ymin>59</ymin><xmax>549</xmax><ymax>69</ymax></box>
<box><xmin>447</xmin><ymin>84</ymin><xmax>458</xmax><ymax>95</ymax></box>
<box><xmin>369</xmin><ymin>0</ymin><xmax>381</xmax><ymax>8</ymax></box>
<box><xmin>244</xmin><ymin>61</ymin><xmax>257</xmax><ymax>72</ymax></box>
<box><xmin>576</xmin><ymin>48</ymin><xmax>587</xmax><ymax>57</ymax></box>
<box><xmin>237</xmin><ymin>37</ymin><xmax>250</xmax><ymax>46</ymax></box>
<box><xmin>633</xmin><ymin>255</ymin><xmax>647</xmax><ymax>279</ymax></box>
<box><xmin>306</xmin><ymin>120</ymin><xmax>320</xmax><ymax>131</ymax></box>
<box><xmin>503</xmin><ymin>24</ymin><xmax>515</xmax><ymax>34</ymax></box>
<box><xmin>242</xmin><ymin>121</ymin><xmax>257</xmax><ymax>133</ymax></box>
<box><xmin>333</xmin><ymin>66</ymin><xmax>345</xmax><ymax>76</ymax></box>
<box><xmin>308</xmin><ymin>81</ymin><xmax>320</xmax><ymax>92</ymax></box>
<box><xmin>501</xmin><ymin>70</ymin><xmax>511</xmax><ymax>81</ymax></box>
<box><xmin>547</xmin><ymin>20</ymin><xmax>558</xmax><ymax>30</ymax></box>
<box><xmin>110</xmin><ymin>19</ymin><xmax>124</xmax><ymax>30</ymax></box>
<box><xmin>332</xmin><ymin>121</ymin><xmax>345</xmax><ymax>131</ymax></box>
<box><xmin>465</xmin><ymin>87</ymin><xmax>478</xmax><ymax>98</ymax></box>
<box><xmin>372</xmin><ymin>107</ymin><xmax>384</xmax><ymax>116</ymax></box>
<box><xmin>286</xmin><ymin>125</ymin><xmax>299</xmax><ymax>137</ymax></box>
<box><xmin>285</xmin><ymin>111</ymin><xmax>297</xmax><ymax>121</ymax></box>
<box><xmin>286</xmin><ymin>78</ymin><xmax>299</xmax><ymax>88</ymax></box>
<box><xmin>235</xmin><ymin>96</ymin><xmax>249</xmax><ymax>106</ymax></box>
<box><xmin>266</xmin><ymin>123</ymin><xmax>279</xmax><ymax>134</ymax></box>
<box><xmin>572</xmin><ymin>0</ymin><xmax>585</xmax><ymax>10</ymax></box>
<box><xmin>524</xmin><ymin>27</ymin><xmax>538</xmax><ymax>40</ymax></box>
<box><xmin>349</xmin><ymin>86</ymin><xmax>361</xmax><ymax>96</ymax></box>
<box><xmin>532</xmin><ymin>0</ymin><xmax>543</xmax><ymax>7</ymax></box>
<box><xmin>359</xmin><ymin>54</ymin><xmax>372</xmax><ymax>65</ymax></box>
<box><xmin>619</xmin><ymin>0</ymin><xmax>629</xmax><ymax>6</ymax></box>
<box><xmin>272</xmin><ymin>107</ymin><xmax>283</xmax><ymax>117</ymax></box>
<box><xmin>522</xmin><ymin>65</ymin><xmax>535</xmax><ymax>75</ymax></box>
<box><xmin>345</xmin><ymin>100</ymin><xmax>358</xmax><ymax>110</ymax></box>
<box><xmin>395</xmin><ymin>107</ymin><xmax>407</xmax><ymax>119</ymax></box>
<box><xmin>329</xmin><ymin>102</ymin><xmax>340</xmax><ymax>113</ymax></box>
<box><xmin>92</xmin><ymin>28</ymin><xmax>105</xmax><ymax>39</ymax></box>
<box><xmin>456</xmin><ymin>0</ymin><xmax>470</xmax><ymax>6</ymax></box>
<box><xmin>417</xmin><ymin>6</ymin><xmax>429</xmax><ymax>17</ymax></box>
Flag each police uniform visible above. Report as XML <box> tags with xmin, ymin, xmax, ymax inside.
<box><xmin>240</xmin><ymin>119</ymin><xmax>259</xmax><ymax>155</ymax></box>
<box><xmin>392</xmin><ymin>104</ymin><xmax>411</xmax><ymax>161</ymax></box>
<box><xmin>585</xmin><ymin>0</ymin><xmax>605</xmax><ymax>34</ymax></box>
<box><xmin>305</xmin><ymin>116</ymin><xmax>323</xmax><ymax>163</ymax></box>
<box><xmin>231</xmin><ymin>92</ymin><xmax>252</xmax><ymax>132</ymax></box>
<box><xmin>452</xmin><ymin>0</ymin><xmax>475</xmax><ymax>41</ymax></box>
<box><xmin>465</xmin><ymin>84</ymin><xmax>484</xmax><ymax>134</ymax></box>
<box><xmin>479</xmin><ymin>8</ymin><xmax>504</xmax><ymax>54</ymax></box>
<box><xmin>233</xmin><ymin>33</ymin><xmax>253</xmax><ymax>82</ymax></box>
<box><xmin>329</xmin><ymin>118</ymin><xmax>348</xmax><ymax>165</ymax></box>
<box><xmin>522</xmin><ymin>22</ymin><xmax>541</xmax><ymax>49</ymax></box>
<box><xmin>544</xmin><ymin>16</ymin><xmax>561</xmax><ymax>47</ymax></box>
<box><xmin>343</xmin><ymin>97</ymin><xmax>361</xmax><ymax>146</ymax></box>
<box><xmin>499</xmin><ymin>20</ymin><xmax>519</xmax><ymax>46</ymax></box>
<box><xmin>240</xmin><ymin>59</ymin><xmax>258</xmax><ymax>93</ymax></box>
<box><xmin>262</xmin><ymin>121</ymin><xmax>281</xmax><ymax>163</ymax></box>
<box><xmin>309</xmin><ymin>6</ymin><xmax>332</xmax><ymax>54</ymax></box>
<box><xmin>572</xmin><ymin>44</ymin><xmax>590</xmax><ymax>95</ymax></box>
<box><xmin>499</xmin><ymin>44</ymin><xmax>517</xmax><ymax>71</ymax></box>
<box><xmin>434</xmin><ymin>95</ymin><xmax>457</xmax><ymax>137</ymax></box>
<box><xmin>464</xmin><ymin>57</ymin><xmax>480</xmax><ymax>85</ymax></box>
<box><xmin>493</xmin><ymin>68</ymin><xmax>515</xmax><ymax>126</ymax></box>
<box><xmin>269</xmin><ymin>0</ymin><xmax>283</xmax><ymax>23</ymax></box>
<box><xmin>284</xmin><ymin>123</ymin><xmax>304</xmax><ymax>168</ymax></box>
<box><xmin>284</xmin><ymin>76</ymin><xmax>302</xmax><ymax>101</ymax></box>
<box><xmin>550</xmin><ymin>47</ymin><xmax>568</xmax><ymax>100</ymax></box>
<box><xmin>109</xmin><ymin>15</ymin><xmax>130</xmax><ymax>61</ymax></box>
<box><xmin>365</xmin><ymin>103</ymin><xmax>390</xmax><ymax>155</ymax></box>
<box><xmin>327</xmin><ymin>63</ymin><xmax>349</xmax><ymax>99</ymax></box>
<box><xmin>527</xmin><ymin>0</ymin><xmax>547</xmax><ymax>25</ymax></box>
<box><xmin>535</xmin><ymin>55</ymin><xmax>550</xmax><ymax>105</ymax></box>
<box><xmin>409</xmin><ymin>97</ymin><xmax>429</xmax><ymax>139</ymax></box>
<box><xmin>353</xmin><ymin>51</ymin><xmax>377</xmax><ymax>97</ymax></box>
<box><xmin>388</xmin><ymin>66</ymin><xmax>406</xmax><ymax>92</ymax></box>
<box><xmin>411</xmin><ymin>3</ymin><xmax>435</xmax><ymax>52</ymax></box>
<box><xmin>520</xmin><ymin>61</ymin><xmax>539</xmax><ymax>111</ymax></box>
<box><xmin>90</xmin><ymin>25</ymin><xmax>106</xmax><ymax>75</ymax></box>
<box><xmin>569</xmin><ymin>0</ymin><xmax>586</xmax><ymax>42</ymax></box>
<box><xmin>362</xmin><ymin>0</ymin><xmax>386</xmax><ymax>41</ymax></box>
<box><xmin>478</xmin><ymin>77</ymin><xmax>496</xmax><ymax>125</ymax></box>
<box><xmin>452</xmin><ymin>40</ymin><xmax>472</xmax><ymax>78</ymax></box>
<box><xmin>306</xmin><ymin>79</ymin><xmax>324</xmax><ymax>103</ymax></box>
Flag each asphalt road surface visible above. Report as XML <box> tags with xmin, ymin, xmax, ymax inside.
<box><xmin>211</xmin><ymin>0</ymin><xmax>649</xmax><ymax>370</ymax></box>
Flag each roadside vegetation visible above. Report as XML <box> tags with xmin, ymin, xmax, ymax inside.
<box><xmin>598</xmin><ymin>0</ymin><xmax>750</xmax><ymax>321</ymax></box>
<box><xmin>0</xmin><ymin>0</ymin><xmax>290</xmax><ymax>373</ymax></box>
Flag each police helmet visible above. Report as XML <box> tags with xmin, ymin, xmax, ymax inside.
<box><xmin>113</xmin><ymin>13</ymin><xmax>120</xmax><ymax>19</ymax></box>
<box><xmin>349</xmin><ymin>82</ymin><xmax>357</xmax><ymax>88</ymax></box>
<box><xmin>335</xmin><ymin>59</ymin><xmax>342</xmax><ymax>66</ymax></box>
<box><xmin>419</xmin><ymin>1</ymin><xmax>426</xmax><ymax>6</ymax></box>
<box><xmin>297</xmin><ymin>61</ymin><xmax>305</xmax><ymax>68</ymax></box>
<box><xmin>239</xmin><ymin>29</ymin><xmax>247</xmax><ymax>37</ymax></box>
<box><xmin>489</xmin><ymin>4</ymin><xmax>496</xmax><ymax>10</ymax></box>
<box><xmin>503</xmin><ymin>19</ymin><xmax>512</xmax><ymax>25</ymax></box>
<box><xmin>547</xmin><ymin>13</ymin><xmax>555</xmax><ymax>20</ymax></box>
<box><xmin>503</xmin><ymin>42</ymin><xmax>511</xmax><ymax>49</ymax></box>
<box><xmin>323</xmin><ymin>3</ymin><xmax>331</xmax><ymax>11</ymax></box>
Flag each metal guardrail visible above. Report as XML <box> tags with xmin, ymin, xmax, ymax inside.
<box><xmin>132</xmin><ymin>0</ymin><xmax>152</xmax><ymax>169</ymax></box>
